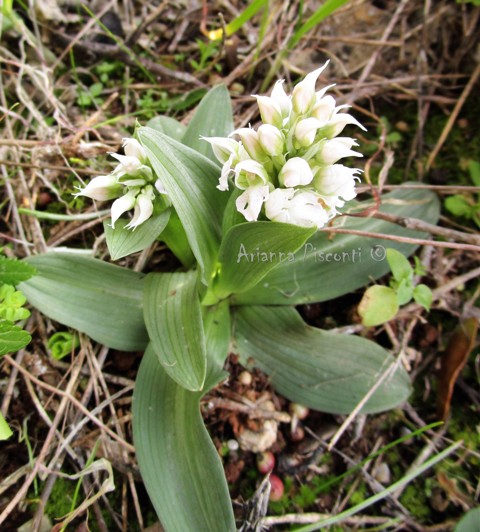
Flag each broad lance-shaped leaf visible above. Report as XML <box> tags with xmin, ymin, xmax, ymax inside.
<box><xmin>138</xmin><ymin>127</ymin><xmax>227</xmax><ymax>283</ymax></box>
<box><xmin>233</xmin><ymin>306</ymin><xmax>411</xmax><ymax>415</ymax></box>
<box><xmin>146</xmin><ymin>115</ymin><xmax>187</xmax><ymax>142</ymax></box>
<box><xmin>133</xmin><ymin>345</ymin><xmax>236</xmax><ymax>532</ymax></box>
<box><xmin>234</xmin><ymin>188</ymin><xmax>440</xmax><ymax>305</ymax></box>
<box><xmin>104</xmin><ymin>209</ymin><xmax>170</xmax><ymax>261</ymax></box>
<box><xmin>19</xmin><ymin>253</ymin><xmax>147</xmax><ymax>352</ymax></box>
<box><xmin>143</xmin><ymin>271</ymin><xmax>206</xmax><ymax>391</ymax></box>
<box><xmin>181</xmin><ymin>85</ymin><xmax>234</xmax><ymax>161</ymax></box>
<box><xmin>206</xmin><ymin>222</ymin><xmax>315</xmax><ymax>302</ymax></box>
<box><xmin>203</xmin><ymin>300</ymin><xmax>231</xmax><ymax>390</ymax></box>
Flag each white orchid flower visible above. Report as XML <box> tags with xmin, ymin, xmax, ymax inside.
<box><xmin>126</xmin><ymin>187</ymin><xmax>155</xmax><ymax>229</ymax></box>
<box><xmin>271</xmin><ymin>80</ymin><xmax>292</xmax><ymax>119</ymax></box>
<box><xmin>265</xmin><ymin>188</ymin><xmax>331</xmax><ymax>228</ymax></box>
<box><xmin>77</xmin><ymin>174</ymin><xmax>122</xmax><ymax>201</ymax></box>
<box><xmin>314</xmin><ymin>164</ymin><xmax>361</xmax><ymax>201</ymax></box>
<box><xmin>317</xmin><ymin>138</ymin><xmax>362</xmax><ymax>164</ymax></box>
<box><xmin>235</xmin><ymin>185</ymin><xmax>270</xmax><ymax>222</ymax></box>
<box><xmin>202</xmin><ymin>137</ymin><xmax>240</xmax><ymax>164</ymax></box>
<box><xmin>122</xmin><ymin>138</ymin><xmax>147</xmax><ymax>161</ymax></box>
<box><xmin>257</xmin><ymin>124</ymin><xmax>284</xmax><ymax>156</ymax></box>
<box><xmin>110</xmin><ymin>153</ymin><xmax>145</xmax><ymax>177</ymax></box>
<box><xmin>254</xmin><ymin>95</ymin><xmax>283</xmax><ymax>128</ymax></box>
<box><xmin>311</xmin><ymin>94</ymin><xmax>336</xmax><ymax>122</ymax></box>
<box><xmin>234</xmin><ymin>159</ymin><xmax>270</xmax><ymax>190</ymax></box>
<box><xmin>278</xmin><ymin>157</ymin><xmax>314</xmax><ymax>188</ymax></box>
<box><xmin>292</xmin><ymin>61</ymin><xmax>330</xmax><ymax>115</ymax></box>
<box><xmin>232</xmin><ymin>128</ymin><xmax>265</xmax><ymax>160</ymax></box>
<box><xmin>264</xmin><ymin>188</ymin><xmax>295</xmax><ymax>224</ymax></box>
<box><xmin>326</xmin><ymin>113</ymin><xmax>367</xmax><ymax>137</ymax></box>
<box><xmin>294</xmin><ymin>117</ymin><xmax>324</xmax><ymax>147</ymax></box>
<box><xmin>111</xmin><ymin>189</ymin><xmax>138</xmax><ymax>228</ymax></box>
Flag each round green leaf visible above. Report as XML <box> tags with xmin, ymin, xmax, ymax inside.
<box><xmin>358</xmin><ymin>285</ymin><xmax>399</xmax><ymax>327</ymax></box>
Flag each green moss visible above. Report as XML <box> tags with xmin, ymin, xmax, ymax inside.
<box><xmin>44</xmin><ymin>477</ymin><xmax>74</xmax><ymax>520</ymax></box>
<box><xmin>400</xmin><ymin>484</ymin><xmax>432</xmax><ymax>520</ymax></box>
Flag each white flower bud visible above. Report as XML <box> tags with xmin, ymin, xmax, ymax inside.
<box><xmin>311</xmin><ymin>95</ymin><xmax>336</xmax><ymax>122</ymax></box>
<box><xmin>232</xmin><ymin>128</ymin><xmax>265</xmax><ymax>160</ymax></box>
<box><xmin>77</xmin><ymin>174</ymin><xmax>122</xmax><ymax>201</ymax></box>
<box><xmin>271</xmin><ymin>80</ymin><xmax>291</xmax><ymax>119</ymax></box>
<box><xmin>314</xmin><ymin>164</ymin><xmax>360</xmax><ymax>201</ymax></box>
<box><xmin>292</xmin><ymin>61</ymin><xmax>330</xmax><ymax>114</ymax></box>
<box><xmin>317</xmin><ymin>138</ymin><xmax>362</xmax><ymax>164</ymax></box>
<box><xmin>122</xmin><ymin>138</ymin><xmax>147</xmax><ymax>162</ymax></box>
<box><xmin>234</xmin><ymin>159</ymin><xmax>270</xmax><ymax>190</ymax></box>
<box><xmin>110</xmin><ymin>189</ymin><xmax>138</xmax><ymax>228</ymax></box>
<box><xmin>257</xmin><ymin>124</ymin><xmax>284</xmax><ymax>156</ymax></box>
<box><xmin>254</xmin><ymin>95</ymin><xmax>283</xmax><ymax>127</ymax></box>
<box><xmin>235</xmin><ymin>185</ymin><xmax>270</xmax><ymax>222</ymax></box>
<box><xmin>294</xmin><ymin>117</ymin><xmax>323</xmax><ymax>147</ymax></box>
<box><xmin>278</xmin><ymin>157</ymin><xmax>314</xmax><ymax>188</ymax></box>
<box><xmin>126</xmin><ymin>187</ymin><xmax>154</xmax><ymax>229</ymax></box>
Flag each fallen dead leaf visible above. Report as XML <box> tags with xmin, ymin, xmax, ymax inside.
<box><xmin>437</xmin><ymin>318</ymin><xmax>478</xmax><ymax>421</ymax></box>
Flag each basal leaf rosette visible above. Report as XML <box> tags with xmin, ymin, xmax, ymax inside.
<box><xmin>204</xmin><ymin>61</ymin><xmax>365</xmax><ymax>229</ymax></box>
<box><xmin>77</xmin><ymin>138</ymin><xmax>169</xmax><ymax>229</ymax></box>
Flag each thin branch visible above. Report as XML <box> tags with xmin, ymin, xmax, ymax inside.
<box><xmin>320</xmin><ymin>227</ymin><xmax>480</xmax><ymax>253</ymax></box>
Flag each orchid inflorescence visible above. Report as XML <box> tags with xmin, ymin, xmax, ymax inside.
<box><xmin>78</xmin><ymin>62</ymin><xmax>364</xmax><ymax>230</ymax></box>
<box><xmin>205</xmin><ymin>61</ymin><xmax>365</xmax><ymax>229</ymax></box>
<box><xmin>77</xmin><ymin>138</ymin><xmax>168</xmax><ymax>229</ymax></box>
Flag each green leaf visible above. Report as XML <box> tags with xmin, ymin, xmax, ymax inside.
<box><xmin>0</xmin><ymin>319</ymin><xmax>31</xmax><ymax>356</ymax></box>
<box><xmin>47</xmin><ymin>331</ymin><xmax>79</xmax><ymax>360</ymax></box>
<box><xmin>208</xmin><ymin>222</ymin><xmax>315</xmax><ymax>302</ymax></box>
<box><xmin>203</xmin><ymin>300</ymin><xmax>231</xmax><ymax>390</ymax></box>
<box><xmin>19</xmin><ymin>253</ymin><xmax>147</xmax><ymax>351</ymax></box>
<box><xmin>221</xmin><ymin>188</ymin><xmax>245</xmax><ymax>235</ymax></box>
<box><xmin>445</xmin><ymin>195</ymin><xmax>474</xmax><ymax>218</ymax></box>
<box><xmin>413</xmin><ymin>283</ymin><xmax>433</xmax><ymax>311</ymax></box>
<box><xmin>0</xmin><ymin>412</ymin><xmax>13</xmax><ymax>440</ymax></box>
<box><xmin>181</xmin><ymin>85</ymin><xmax>233</xmax><ymax>161</ymax></box>
<box><xmin>143</xmin><ymin>272</ymin><xmax>206</xmax><ymax>391</ymax></box>
<box><xmin>455</xmin><ymin>508</ymin><xmax>480</xmax><ymax>532</ymax></box>
<box><xmin>467</xmin><ymin>160</ymin><xmax>480</xmax><ymax>186</ymax></box>
<box><xmin>159</xmin><ymin>209</ymin><xmax>196</xmax><ymax>268</ymax></box>
<box><xmin>394</xmin><ymin>277</ymin><xmax>413</xmax><ymax>306</ymax></box>
<box><xmin>145</xmin><ymin>116</ymin><xmax>187</xmax><ymax>142</ymax></box>
<box><xmin>104</xmin><ymin>210</ymin><xmax>171</xmax><ymax>261</ymax></box>
<box><xmin>233</xmin><ymin>188</ymin><xmax>440</xmax><ymax>305</ymax></box>
<box><xmin>0</xmin><ymin>256</ymin><xmax>36</xmax><ymax>285</ymax></box>
<box><xmin>358</xmin><ymin>285</ymin><xmax>399</xmax><ymax>327</ymax></box>
<box><xmin>133</xmin><ymin>345</ymin><xmax>236</xmax><ymax>532</ymax></box>
<box><xmin>138</xmin><ymin>127</ymin><xmax>227</xmax><ymax>283</ymax></box>
<box><xmin>233</xmin><ymin>306</ymin><xmax>411</xmax><ymax>414</ymax></box>
<box><xmin>0</xmin><ymin>284</ymin><xmax>31</xmax><ymax>321</ymax></box>
<box><xmin>386</xmin><ymin>248</ymin><xmax>412</xmax><ymax>283</ymax></box>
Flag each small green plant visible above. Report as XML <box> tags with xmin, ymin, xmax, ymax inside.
<box><xmin>444</xmin><ymin>160</ymin><xmax>480</xmax><ymax>228</ymax></box>
<box><xmin>47</xmin><ymin>331</ymin><xmax>79</xmax><ymax>360</ymax></box>
<box><xmin>189</xmin><ymin>39</ymin><xmax>221</xmax><ymax>73</ymax></box>
<box><xmin>358</xmin><ymin>248</ymin><xmax>432</xmax><ymax>327</ymax></box>
<box><xmin>0</xmin><ymin>253</ymin><xmax>36</xmax><ymax>440</ymax></box>
<box><xmin>76</xmin><ymin>82</ymin><xmax>104</xmax><ymax>108</ymax></box>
